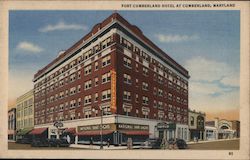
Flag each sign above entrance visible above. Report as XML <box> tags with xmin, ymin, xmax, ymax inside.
<box><xmin>156</xmin><ymin>122</ymin><xmax>176</xmax><ymax>130</ymax></box>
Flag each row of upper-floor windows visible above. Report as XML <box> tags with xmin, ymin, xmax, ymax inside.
<box><xmin>123</xmin><ymin>91</ymin><xmax>187</xmax><ymax>111</ymax></box>
<box><xmin>35</xmin><ymin>108</ymin><xmax>188</xmax><ymax>125</ymax></box>
<box><xmin>35</xmin><ymin>89</ymin><xmax>111</xmax><ymax>111</ymax></box>
<box><xmin>16</xmin><ymin>118</ymin><xmax>33</xmax><ymax>129</ymax></box>
<box><xmin>35</xmin><ymin>54</ymin><xmax>111</xmax><ymax>95</ymax></box>
<box><xmin>122</xmin><ymin>54</ymin><xmax>188</xmax><ymax>91</ymax></box>
<box><xmin>35</xmin><ymin>36</ymin><xmax>113</xmax><ymax>90</ymax></box>
<box><xmin>122</xmin><ymin>89</ymin><xmax>187</xmax><ymax>105</ymax></box>
<box><xmin>123</xmin><ymin>73</ymin><xmax>188</xmax><ymax>97</ymax></box>
<box><xmin>35</xmin><ymin>105</ymin><xmax>112</xmax><ymax>124</ymax></box>
<box><xmin>120</xmin><ymin>36</ymin><xmax>188</xmax><ymax>88</ymax></box>
<box><xmin>16</xmin><ymin>107</ymin><xmax>33</xmax><ymax>118</ymax></box>
<box><xmin>16</xmin><ymin>98</ymin><xmax>33</xmax><ymax>109</ymax></box>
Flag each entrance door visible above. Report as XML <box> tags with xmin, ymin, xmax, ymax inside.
<box><xmin>159</xmin><ymin>131</ymin><xmax>164</xmax><ymax>140</ymax></box>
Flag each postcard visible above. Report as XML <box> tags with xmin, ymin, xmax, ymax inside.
<box><xmin>0</xmin><ymin>0</ymin><xmax>249</xmax><ymax>159</ymax></box>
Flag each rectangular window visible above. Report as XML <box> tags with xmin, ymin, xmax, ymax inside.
<box><xmin>123</xmin><ymin>57</ymin><xmax>132</xmax><ymax>68</ymax></box>
<box><xmin>84</xmin><ymin>65</ymin><xmax>92</xmax><ymax>75</ymax></box>
<box><xmin>123</xmin><ymin>91</ymin><xmax>131</xmax><ymax>101</ymax></box>
<box><xmin>102</xmin><ymin>55</ymin><xmax>111</xmax><ymax>67</ymax></box>
<box><xmin>123</xmin><ymin>73</ymin><xmax>131</xmax><ymax>84</ymax></box>
<box><xmin>102</xmin><ymin>72</ymin><xmax>111</xmax><ymax>84</ymax></box>
<box><xmin>143</xmin><ymin>67</ymin><xmax>148</xmax><ymax>76</ymax></box>
<box><xmin>95</xmin><ymin>61</ymin><xmax>98</xmax><ymax>70</ymax></box>
<box><xmin>142</xmin><ymin>82</ymin><xmax>149</xmax><ymax>91</ymax></box>
<box><xmin>84</xmin><ymin>80</ymin><xmax>92</xmax><ymax>90</ymax></box>
<box><xmin>142</xmin><ymin>96</ymin><xmax>149</xmax><ymax>105</ymax></box>
<box><xmin>158</xmin><ymin>89</ymin><xmax>163</xmax><ymax>97</ymax></box>
<box><xmin>95</xmin><ymin>77</ymin><xmax>99</xmax><ymax>86</ymax></box>
<box><xmin>102</xmin><ymin>89</ymin><xmax>111</xmax><ymax>101</ymax></box>
<box><xmin>94</xmin><ymin>93</ymin><xmax>99</xmax><ymax>102</ymax></box>
<box><xmin>84</xmin><ymin>95</ymin><xmax>92</xmax><ymax>105</ymax></box>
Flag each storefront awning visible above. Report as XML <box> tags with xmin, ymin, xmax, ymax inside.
<box><xmin>16</xmin><ymin>128</ymin><xmax>33</xmax><ymax>136</ymax></box>
<box><xmin>29</xmin><ymin>127</ymin><xmax>48</xmax><ymax>135</ymax></box>
<box><xmin>120</xmin><ymin>130</ymin><xmax>150</xmax><ymax>136</ymax></box>
<box><xmin>64</xmin><ymin>128</ymin><xmax>76</xmax><ymax>134</ymax></box>
<box><xmin>77</xmin><ymin>130</ymin><xmax>114</xmax><ymax>136</ymax></box>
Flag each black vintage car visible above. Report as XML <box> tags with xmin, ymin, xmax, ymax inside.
<box><xmin>175</xmin><ymin>139</ymin><xmax>188</xmax><ymax>149</ymax></box>
<box><xmin>31</xmin><ymin>139</ymin><xmax>50</xmax><ymax>147</ymax></box>
<box><xmin>168</xmin><ymin>138</ymin><xmax>188</xmax><ymax>149</ymax></box>
<box><xmin>31</xmin><ymin>138</ymin><xmax>70</xmax><ymax>147</ymax></box>
<box><xmin>16</xmin><ymin>137</ymin><xmax>32</xmax><ymax>144</ymax></box>
<box><xmin>140</xmin><ymin>138</ymin><xmax>162</xmax><ymax>149</ymax></box>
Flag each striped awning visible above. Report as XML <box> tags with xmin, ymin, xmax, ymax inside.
<box><xmin>64</xmin><ymin>128</ymin><xmax>76</xmax><ymax>134</ymax></box>
<box><xmin>29</xmin><ymin>128</ymin><xmax>48</xmax><ymax>135</ymax></box>
<box><xmin>119</xmin><ymin>130</ymin><xmax>150</xmax><ymax>136</ymax></box>
<box><xmin>77</xmin><ymin>130</ymin><xmax>113</xmax><ymax>136</ymax></box>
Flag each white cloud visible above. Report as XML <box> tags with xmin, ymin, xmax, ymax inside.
<box><xmin>190</xmin><ymin>81</ymin><xmax>225</xmax><ymax>95</ymax></box>
<box><xmin>155</xmin><ymin>34</ymin><xmax>199</xmax><ymax>43</ymax></box>
<box><xmin>39</xmin><ymin>21</ymin><xmax>88</xmax><ymax>32</ymax></box>
<box><xmin>185</xmin><ymin>56</ymin><xmax>239</xmax><ymax>87</ymax></box>
<box><xmin>185</xmin><ymin>56</ymin><xmax>240</xmax><ymax>114</ymax></box>
<box><xmin>17</xmin><ymin>41</ymin><xmax>43</xmax><ymax>53</ymax></box>
<box><xmin>190</xmin><ymin>89</ymin><xmax>239</xmax><ymax>113</ymax></box>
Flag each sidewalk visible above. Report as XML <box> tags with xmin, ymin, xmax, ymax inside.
<box><xmin>187</xmin><ymin>138</ymin><xmax>239</xmax><ymax>145</ymax></box>
<box><xmin>70</xmin><ymin>144</ymin><xmax>141</xmax><ymax>150</ymax></box>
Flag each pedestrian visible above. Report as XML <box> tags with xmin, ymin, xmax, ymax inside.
<box><xmin>107</xmin><ymin>138</ymin><xmax>110</xmax><ymax>148</ymax></box>
<box><xmin>90</xmin><ymin>137</ymin><xmax>93</xmax><ymax>149</ymax></box>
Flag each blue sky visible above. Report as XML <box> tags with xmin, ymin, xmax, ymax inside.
<box><xmin>9</xmin><ymin>10</ymin><xmax>240</xmax><ymax>119</ymax></box>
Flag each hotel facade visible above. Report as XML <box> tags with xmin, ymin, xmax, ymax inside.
<box><xmin>33</xmin><ymin>13</ymin><xmax>190</xmax><ymax>145</ymax></box>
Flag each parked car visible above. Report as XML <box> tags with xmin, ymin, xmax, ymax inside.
<box><xmin>140</xmin><ymin>138</ymin><xmax>162</xmax><ymax>149</ymax></box>
<box><xmin>57</xmin><ymin>139</ymin><xmax>70</xmax><ymax>147</ymax></box>
<box><xmin>31</xmin><ymin>139</ymin><xmax>50</xmax><ymax>147</ymax></box>
<box><xmin>48</xmin><ymin>138</ymin><xmax>61</xmax><ymax>147</ymax></box>
<box><xmin>16</xmin><ymin>137</ymin><xmax>32</xmax><ymax>144</ymax></box>
<box><xmin>175</xmin><ymin>139</ymin><xmax>188</xmax><ymax>149</ymax></box>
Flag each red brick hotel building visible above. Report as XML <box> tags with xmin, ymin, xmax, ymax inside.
<box><xmin>33</xmin><ymin>13</ymin><xmax>190</xmax><ymax>145</ymax></box>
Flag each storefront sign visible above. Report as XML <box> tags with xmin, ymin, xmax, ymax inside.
<box><xmin>157</xmin><ymin>122</ymin><xmax>176</xmax><ymax>130</ymax></box>
<box><xmin>117</xmin><ymin>123</ymin><xmax>149</xmax><ymax>131</ymax></box>
<box><xmin>111</xmin><ymin>69</ymin><xmax>117</xmax><ymax>112</ymax></box>
<box><xmin>78</xmin><ymin>123</ymin><xmax>116</xmax><ymax>132</ymax></box>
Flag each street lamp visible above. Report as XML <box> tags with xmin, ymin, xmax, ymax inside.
<box><xmin>92</xmin><ymin>108</ymin><xmax>104</xmax><ymax>149</ymax></box>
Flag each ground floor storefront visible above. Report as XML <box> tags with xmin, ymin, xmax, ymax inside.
<box><xmin>33</xmin><ymin>115</ymin><xmax>189</xmax><ymax>145</ymax></box>
<box><xmin>189</xmin><ymin>129</ymin><xmax>205</xmax><ymax>141</ymax></box>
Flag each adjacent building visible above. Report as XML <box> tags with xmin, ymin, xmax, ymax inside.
<box><xmin>188</xmin><ymin>109</ymin><xmax>206</xmax><ymax>141</ymax></box>
<box><xmin>8</xmin><ymin>108</ymin><xmax>16</xmax><ymax>141</ymax></box>
<box><xmin>16</xmin><ymin>89</ymin><xmax>34</xmax><ymax>140</ymax></box>
<box><xmin>205</xmin><ymin>118</ymin><xmax>240</xmax><ymax>140</ymax></box>
<box><xmin>33</xmin><ymin>13</ymin><xmax>190</xmax><ymax>145</ymax></box>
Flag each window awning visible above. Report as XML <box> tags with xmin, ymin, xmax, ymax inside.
<box><xmin>64</xmin><ymin>128</ymin><xmax>76</xmax><ymax>134</ymax></box>
<box><xmin>119</xmin><ymin>130</ymin><xmax>150</xmax><ymax>136</ymax></box>
<box><xmin>29</xmin><ymin>128</ymin><xmax>48</xmax><ymax>135</ymax></box>
<box><xmin>77</xmin><ymin>130</ymin><xmax>114</xmax><ymax>136</ymax></box>
<box><xmin>16</xmin><ymin>128</ymin><xmax>33</xmax><ymax>136</ymax></box>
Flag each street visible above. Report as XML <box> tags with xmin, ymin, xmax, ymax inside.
<box><xmin>188</xmin><ymin>139</ymin><xmax>239</xmax><ymax>150</ymax></box>
<box><xmin>8</xmin><ymin>142</ymin><xmax>84</xmax><ymax>150</ymax></box>
<box><xmin>8</xmin><ymin>139</ymin><xmax>239</xmax><ymax>150</ymax></box>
